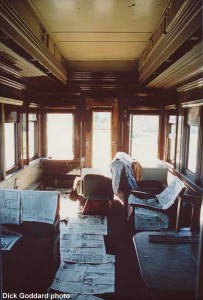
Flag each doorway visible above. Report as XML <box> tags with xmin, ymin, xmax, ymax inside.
<box><xmin>92</xmin><ymin>111</ymin><xmax>112</xmax><ymax>172</ymax></box>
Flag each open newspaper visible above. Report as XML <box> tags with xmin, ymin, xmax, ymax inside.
<box><xmin>156</xmin><ymin>176</ymin><xmax>185</xmax><ymax>209</ymax></box>
<box><xmin>0</xmin><ymin>189</ymin><xmax>21</xmax><ymax>224</ymax></box>
<box><xmin>128</xmin><ymin>176</ymin><xmax>185</xmax><ymax>210</ymax></box>
<box><xmin>51</xmin><ymin>262</ymin><xmax>115</xmax><ymax>294</ymax></box>
<box><xmin>60</xmin><ymin>232</ymin><xmax>105</xmax><ymax>249</ymax></box>
<box><xmin>0</xmin><ymin>189</ymin><xmax>59</xmax><ymax>225</ymax></box>
<box><xmin>128</xmin><ymin>176</ymin><xmax>185</xmax><ymax>230</ymax></box>
<box><xmin>61</xmin><ymin>215</ymin><xmax>107</xmax><ymax>235</ymax></box>
<box><xmin>0</xmin><ymin>225</ymin><xmax>22</xmax><ymax>250</ymax></box>
<box><xmin>21</xmin><ymin>190</ymin><xmax>59</xmax><ymax>224</ymax></box>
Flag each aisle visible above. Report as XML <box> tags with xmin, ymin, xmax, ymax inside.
<box><xmin>50</xmin><ymin>192</ymin><xmax>115</xmax><ymax>299</ymax></box>
<box><xmin>48</xmin><ymin>190</ymin><xmax>146</xmax><ymax>300</ymax></box>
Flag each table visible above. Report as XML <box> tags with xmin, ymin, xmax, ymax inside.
<box><xmin>133</xmin><ymin>231</ymin><xmax>198</xmax><ymax>292</ymax></box>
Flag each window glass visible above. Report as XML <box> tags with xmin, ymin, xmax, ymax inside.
<box><xmin>29</xmin><ymin>122</ymin><xmax>35</xmax><ymax>159</ymax></box>
<box><xmin>129</xmin><ymin>114</ymin><xmax>159</xmax><ymax>161</ymax></box>
<box><xmin>168</xmin><ymin>115</ymin><xmax>177</xmax><ymax>164</ymax></box>
<box><xmin>22</xmin><ymin>113</ymin><xmax>38</xmax><ymax>160</ymax></box>
<box><xmin>22</xmin><ymin>113</ymin><xmax>27</xmax><ymax>159</ymax></box>
<box><xmin>47</xmin><ymin>113</ymin><xmax>74</xmax><ymax>159</ymax></box>
<box><xmin>5</xmin><ymin>123</ymin><xmax>15</xmax><ymax>169</ymax></box>
<box><xmin>92</xmin><ymin>111</ymin><xmax>111</xmax><ymax>171</ymax></box>
<box><xmin>187</xmin><ymin>125</ymin><xmax>198</xmax><ymax>173</ymax></box>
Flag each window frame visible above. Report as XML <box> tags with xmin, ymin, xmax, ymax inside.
<box><xmin>182</xmin><ymin>105</ymin><xmax>203</xmax><ymax>186</ymax></box>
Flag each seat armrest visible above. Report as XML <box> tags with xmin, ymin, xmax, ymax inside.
<box><xmin>131</xmin><ymin>190</ymin><xmax>157</xmax><ymax>199</ymax></box>
<box><xmin>136</xmin><ymin>187</ymin><xmax>163</xmax><ymax>194</ymax></box>
<box><xmin>129</xmin><ymin>202</ymin><xmax>165</xmax><ymax>213</ymax></box>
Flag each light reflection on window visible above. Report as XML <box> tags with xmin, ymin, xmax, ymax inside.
<box><xmin>5</xmin><ymin>123</ymin><xmax>15</xmax><ymax>169</ymax></box>
<box><xmin>29</xmin><ymin>122</ymin><xmax>35</xmax><ymax>158</ymax></box>
<box><xmin>187</xmin><ymin>125</ymin><xmax>198</xmax><ymax>173</ymax></box>
<box><xmin>92</xmin><ymin>111</ymin><xmax>111</xmax><ymax>171</ymax></box>
<box><xmin>47</xmin><ymin>113</ymin><xmax>74</xmax><ymax>159</ymax></box>
<box><xmin>130</xmin><ymin>115</ymin><xmax>159</xmax><ymax>161</ymax></box>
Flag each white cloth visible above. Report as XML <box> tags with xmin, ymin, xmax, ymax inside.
<box><xmin>110</xmin><ymin>152</ymin><xmax>138</xmax><ymax>194</ymax></box>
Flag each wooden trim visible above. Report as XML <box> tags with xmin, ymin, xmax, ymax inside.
<box><xmin>139</xmin><ymin>0</ymin><xmax>202</xmax><ymax>83</ymax></box>
<box><xmin>0</xmin><ymin>0</ymin><xmax>67</xmax><ymax>83</ymax></box>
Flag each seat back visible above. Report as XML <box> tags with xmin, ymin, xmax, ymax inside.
<box><xmin>83</xmin><ymin>174</ymin><xmax>114</xmax><ymax>199</ymax></box>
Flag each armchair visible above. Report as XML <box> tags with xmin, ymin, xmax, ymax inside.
<box><xmin>82</xmin><ymin>174</ymin><xmax>114</xmax><ymax>215</ymax></box>
<box><xmin>128</xmin><ymin>176</ymin><xmax>185</xmax><ymax>232</ymax></box>
<box><xmin>118</xmin><ymin>165</ymin><xmax>166</xmax><ymax>219</ymax></box>
<box><xmin>83</xmin><ymin>174</ymin><xmax>114</xmax><ymax>199</ymax></box>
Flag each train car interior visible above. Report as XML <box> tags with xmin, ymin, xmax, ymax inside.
<box><xmin>0</xmin><ymin>0</ymin><xmax>203</xmax><ymax>299</ymax></box>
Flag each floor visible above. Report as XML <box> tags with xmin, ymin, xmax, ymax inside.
<box><xmin>49</xmin><ymin>188</ymin><xmax>196</xmax><ymax>300</ymax></box>
<box><xmin>56</xmin><ymin>190</ymin><xmax>147</xmax><ymax>300</ymax></box>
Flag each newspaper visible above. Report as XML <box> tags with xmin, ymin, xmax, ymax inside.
<box><xmin>128</xmin><ymin>176</ymin><xmax>184</xmax><ymax>230</ymax></box>
<box><xmin>0</xmin><ymin>189</ymin><xmax>21</xmax><ymax>224</ymax></box>
<box><xmin>156</xmin><ymin>176</ymin><xmax>185</xmax><ymax>209</ymax></box>
<box><xmin>68</xmin><ymin>215</ymin><xmax>107</xmax><ymax>226</ymax></box>
<box><xmin>60</xmin><ymin>215</ymin><xmax>107</xmax><ymax>235</ymax></box>
<box><xmin>60</xmin><ymin>247</ymin><xmax>115</xmax><ymax>264</ymax></box>
<box><xmin>21</xmin><ymin>190</ymin><xmax>59</xmax><ymax>224</ymax></box>
<box><xmin>61</xmin><ymin>261</ymin><xmax>115</xmax><ymax>273</ymax></box>
<box><xmin>60</xmin><ymin>233</ymin><xmax>105</xmax><ymax>249</ymax></box>
<box><xmin>0</xmin><ymin>226</ymin><xmax>22</xmax><ymax>250</ymax></box>
<box><xmin>51</xmin><ymin>279</ymin><xmax>114</xmax><ymax>294</ymax></box>
<box><xmin>134</xmin><ymin>208</ymin><xmax>169</xmax><ymax>230</ymax></box>
<box><xmin>55</xmin><ymin>262</ymin><xmax>115</xmax><ymax>285</ymax></box>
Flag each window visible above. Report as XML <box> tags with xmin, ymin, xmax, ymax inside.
<box><xmin>167</xmin><ymin>115</ymin><xmax>177</xmax><ymax>165</ymax></box>
<box><xmin>186</xmin><ymin>125</ymin><xmax>198</xmax><ymax>174</ymax></box>
<box><xmin>4</xmin><ymin>110</ymin><xmax>18</xmax><ymax>173</ymax></box>
<box><xmin>5</xmin><ymin>123</ymin><xmax>16</xmax><ymax>170</ymax></box>
<box><xmin>92</xmin><ymin>111</ymin><xmax>112</xmax><ymax>171</ymax></box>
<box><xmin>29</xmin><ymin>113</ymin><xmax>38</xmax><ymax>160</ymax></box>
<box><xmin>183</xmin><ymin>106</ymin><xmax>202</xmax><ymax>184</ymax></box>
<box><xmin>22</xmin><ymin>113</ymin><xmax>38</xmax><ymax>161</ymax></box>
<box><xmin>129</xmin><ymin>114</ymin><xmax>159</xmax><ymax>161</ymax></box>
<box><xmin>47</xmin><ymin>113</ymin><xmax>74</xmax><ymax>159</ymax></box>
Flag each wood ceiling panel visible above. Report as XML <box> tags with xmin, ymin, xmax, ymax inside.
<box><xmin>147</xmin><ymin>42</ymin><xmax>202</xmax><ymax>89</ymax></box>
<box><xmin>59</xmin><ymin>42</ymin><xmax>145</xmax><ymax>60</ymax></box>
<box><xmin>29</xmin><ymin>0</ymin><xmax>169</xmax><ymax>71</ymax></box>
<box><xmin>54</xmin><ymin>32</ymin><xmax>151</xmax><ymax>43</ymax></box>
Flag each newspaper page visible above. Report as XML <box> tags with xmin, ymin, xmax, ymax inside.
<box><xmin>1</xmin><ymin>225</ymin><xmax>22</xmax><ymax>250</ymax></box>
<box><xmin>134</xmin><ymin>208</ymin><xmax>169</xmax><ymax>230</ymax></box>
<box><xmin>60</xmin><ymin>233</ymin><xmax>105</xmax><ymax>249</ymax></box>
<box><xmin>55</xmin><ymin>263</ymin><xmax>115</xmax><ymax>285</ymax></box>
<box><xmin>51</xmin><ymin>279</ymin><xmax>114</xmax><ymax>294</ymax></box>
<box><xmin>60</xmin><ymin>261</ymin><xmax>115</xmax><ymax>273</ymax></box>
<box><xmin>68</xmin><ymin>215</ymin><xmax>107</xmax><ymax>226</ymax></box>
<box><xmin>65</xmin><ymin>215</ymin><xmax>107</xmax><ymax>235</ymax></box>
<box><xmin>60</xmin><ymin>247</ymin><xmax>115</xmax><ymax>264</ymax></box>
<box><xmin>0</xmin><ymin>189</ymin><xmax>21</xmax><ymax>224</ymax></box>
<box><xmin>21</xmin><ymin>190</ymin><xmax>59</xmax><ymax>224</ymax></box>
<box><xmin>156</xmin><ymin>176</ymin><xmax>185</xmax><ymax>209</ymax></box>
